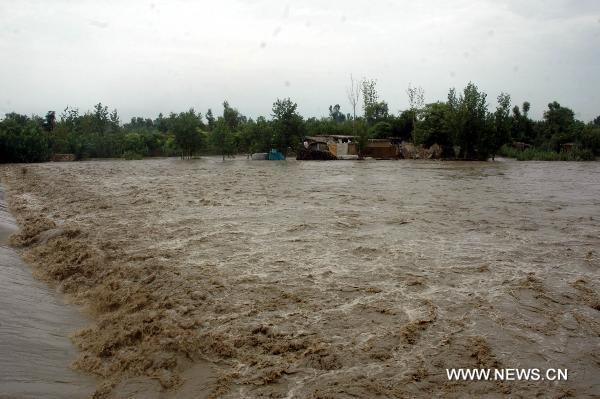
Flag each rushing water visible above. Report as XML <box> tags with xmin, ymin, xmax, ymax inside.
<box><xmin>0</xmin><ymin>157</ymin><xmax>599</xmax><ymax>398</ymax></box>
<box><xmin>0</xmin><ymin>187</ymin><xmax>96</xmax><ymax>399</ymax></box>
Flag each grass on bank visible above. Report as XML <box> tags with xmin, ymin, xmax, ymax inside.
<box><xmin>498</xmin><ymin>145</ymin><xmax>595</xmax><ymax>161</ymax></box>
<box><xmin>122</xmin><ymin>151</ymin><xmax>144</xmax><ymax>160</ymax></box>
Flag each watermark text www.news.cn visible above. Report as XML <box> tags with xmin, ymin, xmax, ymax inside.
<box><xmin>446</xmin><ymin>368</ymin><xmax>568</xmax><ymax>381</ymax></box>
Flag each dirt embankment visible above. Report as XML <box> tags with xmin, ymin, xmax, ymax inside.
<box><xmin>1</xmin><ymin>159</ymin><xmax>599</xmax><ymax>398</ymax></box>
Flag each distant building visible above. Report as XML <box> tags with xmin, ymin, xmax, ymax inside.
<box><xmin>363</xmin><ymin>138</ymin><xmax>400</xmax><ymax>159</ymax></box>
<box><xmin>305</xmin><ymin>135</ymin><xmax>358</xmax><ymax>159</ymax></box>
<box><xmin>561</xmin><ymin>143</ymin><xmax>575</xmax><ymax>153</ymax></box>
<box><xmin>301</xmin><ymin>135</ymin><xmax>442</xmax><ymax>160</ymax></box>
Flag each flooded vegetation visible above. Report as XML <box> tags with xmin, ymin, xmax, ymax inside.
<box><xmin>1</xmin><ymin>157</ymin><xmax>599</xmax><ymax>397</ymax></box>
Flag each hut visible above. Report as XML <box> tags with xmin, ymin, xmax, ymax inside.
<box><xmin>363</xmin><ymin>139</ymin><xmax>399</xmax><ymax>159</ymax></box>
<box><xmin>561</xmin><ymin>143</ymin><xmax>575</xmax><ymax>153</ymax></box>
<box><xmin>297</xmin><ymin>138</ymin><xmax>337</xmax><ymax>160</ymax></box>
<box><xmin>304</xmin><ymin>135</ymin><xmax>358</xmax><ymax>159</ymax></box>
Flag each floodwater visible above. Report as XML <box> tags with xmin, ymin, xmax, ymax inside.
<box><xmin>0</xmin><ymin>157</ymin><xmax>599</xmax><ymax>398</ymax></box>
<box><xmin>0</xmin><ymin>187</ymin><xmax>96</xmax><ymax>398</ymax></box>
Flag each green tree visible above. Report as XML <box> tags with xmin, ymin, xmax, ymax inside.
<box><xmin>407</xmin><ymin>83</ymin><xmax>425</xmax><ymax>131</ymax></box>
<box><xmin>539</xmin><ymin>101</ymin><xmax>580</xmax><ymax>150</ymax></box>
<box><xmin>328</xmin><ymin>104</ymin><xmax>346</xmax><ymax>123</ymax></box>
<box><xmin>122</xmin><ymin>132</ymin><xmax>147</xmax><ymax>159</ymax></box>
<box><xmin>155</xmin><ymin>113</ymin><xmax>169</xmax><ymax>133</ymax></box>
<box><xmin>369</xmin><ymin>121</ymin><xmax>392</xmax><ymax>139</ymax></box>
<box><xmin>222</xmin><ymin>101</ymin><xmax>244</xmax><ymax>130</ymax></box>
<box><xmin>489</xmin><ymin>92</ymin><xmax>512</xmax><ymax>159</ymax></box>
<box><xmin>580</xmin><ymin>124</ymin><xmax>600</xmax><ymax>155</ymax></box>
<box><xmin>240</xmin><ymin>117</ymin><xmax>273</xmax><ymax>155</ymax></box>
<box><xmin>352</xmin><ymin>119</ymin><xmax>370</xmax><ymax>159</ymax></box>
<box><xmin>510</xmin><ymin>101</ymin><xmax>534</xmax><ymax>143</ymax></box>
<box><xmin>447</xmin><ymin>82</ymin><xmax>490</xmax><ymax>159</ymax></box>
<box><xmin>361</xmin><ymin>78</ymin><xmax>389</xmax><ymax>124</ymax></box>
<box><xmin>42</xmin><ymin>111</ymin><xmax>56</xmax><ymax>132</ymax></box>
<box><xmin>544</xmin><ymin>101</ymin><xmax>575</xmax><ymax>133</ymax></box>
<box><xmin>171</xmin><ymin>109</ymin><xmax>205</xmax><ymax>158</ymax></box>
<box><xmin>355</xmin><ymin>119</ymin><xmax>370</xmax><ymax>159</ymax></box>
<box><xmin>210</xmin><ymin>118</ymin><xmax>235</xmax><ymax>160</ymax></box>
<box><xmin>413</xmin><ymin>102</ymin><xmax>452</xmax><ymax>146</ymax></box>
<box><xmin>305</xmin><ymin>117</ymin><xmax>352</xmax><ymax>137</ymax></box>
<box><xmin>206</xmin><ymin>108</ymin><xmax>215</xmax><ymax>131</ymax></box>
<box><xmin>0</xmin><ymin>113</ymin><xmax>51</xmax><ymax>163</ymax></box>
<box><xmin>272</xmin><ymin>98</ymin><xmax>303</xmax><ymax>157</ymax></box>
<box><xmin>391</xmin><ymin>110</ymin><xmax>415</xmax><ymax>141</ymax></box>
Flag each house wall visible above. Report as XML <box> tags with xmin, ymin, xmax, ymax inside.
<box><xmin>336</xmin><ymin>142</ymin><xmax>348</xmax><ymax>156</ymax></box>
<box><xmin>314</xmin><ymin>143</ymin><xmax>329</xmax><ymax>151</ymax></box>
<box><xmin>328</xmin><ymin>143</ymin><xmax>337</xmax><ymax>156</ymax></box>
<box><xmin>347</xmin><ymin>143</ymin><xmax>358</xmax><ymax>155</ymax></box>
<box><xmin>364</xmin><ymin>143</ymin><xmax>398</xmax><ymax>159</ymax></box>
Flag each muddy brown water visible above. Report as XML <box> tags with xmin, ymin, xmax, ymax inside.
<box><xmin>0</xmin><ymin>157</ymin><xmax>599</xmax><ymax>398</ymax></box>
<box><xmin>0</xmin><ymin>187</ymin><xmax>96</xmax><ymax>398</ymax></box>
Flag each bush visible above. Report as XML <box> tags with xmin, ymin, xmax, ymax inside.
<box><xmin>122</xmin><ymin>132</ymin><xmax>148</xmax><ymax>157</ymax></box>
<box><xmin>122</xmin><ymin>151</ymin><xmax>144</xmax><ymax>160</ymax></box>
<box><xmin>498</xmin><ymin>144</ymin><xmax>594</xmax><ymax>161</ymax></box>
<box><xmin>580</xmin><ymin>127</ymin><xmax>600</xmax><ymax>155</ymax></box>
<box><xmin>369</xmin><ymin>121</ymin><xmax>392</xmax><ymax>139</ymax></box>
<box><xmin>0</xmin><ymin>116</ymin><xmax>51</xmax><ymax>163</ymax></box>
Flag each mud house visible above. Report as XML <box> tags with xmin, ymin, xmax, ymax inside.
<box><xmin>300</xmin><ymin>136</ymin><xmax>445</xmax><ymax>160</ymax></box>
<box><xmin>561</xmin><ymin>142</ymin><xmax>575</xmax><ymax>152</ymax></box>
<box><xmin>297</xmin><ymin>137</ymin><xmax>337</xmax><ymax>160</ymax></box>
<box><xmin>305</xmin><ymin>135</ymin><xmax>358</xmax><ymax>159</ymax></box>
<box><xmin>363</xmin><ymin>138</ymin><xmax>401</xmax><ymax>159</ymax></box>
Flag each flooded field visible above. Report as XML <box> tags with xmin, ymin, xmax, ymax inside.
<box><xmin>1</xmin><ymin>157</ymin><xmax>599</xmax><ymax>398</ymax></box>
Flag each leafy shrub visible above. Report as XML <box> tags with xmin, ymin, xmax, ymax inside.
<box><xmin>369</xmin><ymin>121</ymin><xmax>393</xmax><ymax>139</ymax></box>
<box><xmin>122</xmin><ymin>151</ymin><xmax>144</xmax><ymax>160</ymax></box>
<box><xmin>0</xmin><ymin>115</ymin><xmax>51</xmax><ymax>163</ymax></box>
<box><xmin>499</xmin><ymin>144</ymin><xmax>594</xmax><ymax>161</ymax></box>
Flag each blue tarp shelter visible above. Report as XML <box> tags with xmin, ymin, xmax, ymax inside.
<box><xmin>268</xmin><ymin>149</ymin><xmax>285</xmax><ymax>160</ymax></box>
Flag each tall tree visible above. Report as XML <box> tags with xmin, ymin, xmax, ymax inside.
<box><xmin>206</xmin><ymin>108</ymin><xmax>215</xmax><ymax>131</ymax></box>
<box><xmin>272</xmin><ymin>98</ymin><xmax>303</xmax><ymax>157</ymax></box>
<box><xmin>543</xmin><ymin>101</ymin><xmax>575</xmax><ymax>134</ymax></box>
<box><xmin>406</xmin><ymin>83</ymin><xmax>425</xmax><ymax>132</ymax></box>
<box><xmin>240</xmin><ymin>116</ymin><xmax>273</xmax><ymax>155</ymax></box>
<box><xmin>222</xmin><ymin>101</ymin><xmax>242</xmax><ymax>131</ymax></box>
<box><xmin>412</xmin><ymin>102</ymin><xmax>452</xmax><ymax>146</ymax></box>
<box><xmin>540</xmin><ymin>101</ymin><xmax>579</xmax><ymax>150</ymax></box>
<box><xmin>0</xmin><ymin>113</ymin><xmax>51</xmax><ymax>163</ymax></box>
<box><xmin>511</xmin><ymin>101</ymin><xmax>534</xmax><ymax>143</ymax></box>
<box><xmin>155</xmin><ymin>113</ymin><xmax>169</xmax><ymax>133</ymax></box>
<box><xmin>447</xmin><ymin>82</ymin><xmax>490</xmax><ymax>159</ymax></box>
<box><xmin>346</xmin><ymin>74</ymin><xmax>361</xmax><ymax>135</ymax></box>
<box><xmin>210</xmin><ymin>118</ymin><xmax>235</xmax><ymax>160</ymax></box>
<box><xmin>361</xmin><ymin>79</ymin><xmax>388</xmax><ymax>124</ymax></box>
<box><xmin>42</xmin><ymin>111</ymin><xmax>56</xmax><ymax>132</ymax></box>
<box><xmin>328</xmin><ymin>104</ymin><xmax>346</xmax><ymax>123</ymax></box>
<box><xmin>490</xmin><ymin>92</ymin><xmax>511</xmax><ymax>159</ymax></box>
<box><xmin>522</xmin><ymin>101</ymin><xmax>531</xmax><ymax>118</ymax></box>
<box><xmin>171</xmin><ymin>109</ymin><xmax>204</xmax><ymax>159</ymax></box>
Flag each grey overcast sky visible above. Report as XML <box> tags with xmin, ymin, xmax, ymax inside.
<box><xmin>1</xmin><ymin>0</ymin><xmax>599</xmax><ymax>122</ymax></box>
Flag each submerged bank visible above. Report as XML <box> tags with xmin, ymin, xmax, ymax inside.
<box><xmin>0</xmin><ymin>158</ymin><xmax>599</xmax><ymax>398</ymax></box>
<box><xmin>0</xmin><ymin>185</ymin><xmax>96</xmax><ymax>398</ymax></box>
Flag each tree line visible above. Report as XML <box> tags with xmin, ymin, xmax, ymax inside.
<box><xmin>1</xmin><ymin>79</ymin><xmax>599</xmax><ymax>163</ymax></box>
